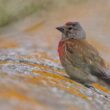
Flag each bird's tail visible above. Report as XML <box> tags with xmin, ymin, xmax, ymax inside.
<box><xmin>92</xmin><ymin>66</ymin><xmax>110</xmax><ymax>89</ymax></box>
<box><xmin>99</xmin><ymin>69</ymin><xmax>110</xmax><ymax>90</ymax></box>
<box><xmin>100</xmin><ymin>68</ymin><xmax>110</xmax><ymax>85</ymax></box>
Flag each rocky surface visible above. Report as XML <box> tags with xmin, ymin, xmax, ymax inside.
<box><xmin>0</xmin><ymin>0</ymin><xmax>110</xmax><ymax>110</ymax></box>
<box><xmin>0</xmin><ymin>32</ymin><xmax>110</xmax><ymax>110</ymax></box>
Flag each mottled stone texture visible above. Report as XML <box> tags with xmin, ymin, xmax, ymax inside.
<box><xmin>0</xmin><ymin>33</ymin><xmax>109</xmax><ymax>110</ymax></box>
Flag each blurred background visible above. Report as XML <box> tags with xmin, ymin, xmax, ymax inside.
<box><xmin>0</xmin><ymin>0</ymin><xmax>110</xmax><ymax>64</ymax></box>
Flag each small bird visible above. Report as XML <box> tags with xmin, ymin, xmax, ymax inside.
<box><xmin>56</xmin><ymin>21</ymin><xmax>110</xmax><ymax>88</ymax></box>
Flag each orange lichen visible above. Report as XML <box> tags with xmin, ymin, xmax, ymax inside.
<box><xmin>0</xmin><ymin>58</ymin><xmax>65</xmax><ymax>78</ymax></box>
<box><xmin>0</xmin><ymin>61</ymin><xmax>8</xmax><ymax>65</ymax></box>
<box><xmin>0</xmin><ymin>87</ymin><xmax>52</xmax><ymax>110</ymax></box>
<box><xmin>0</xmin><ymin>88</ymin><xmax>37</xmax><ymax>103</ymax></box>
<box><xmin>21</xmin><ymin>70</ymin><xmax>86</xmax><ymax>100</ymax></box>
<box><xmin>0</xmin><ymin>57</ymin><xmax>109</xmax><ymax>98</ymax></box>
<box><xmin>92</xmin><ymin>83</ymin><xmax>110</xmax><ymax>94</ymax></box>
<box><xmin>32</xmin><ymin>70</ymin><xmax>88</xmax><ymax>99</ymax></box>
<box><xmin>1</xmin><ymin>91</ymin><xmax>30</xmax><ymax>101</ymax></box>
<box><xmin>32</xmin><ymin>70</ymin><xmax>77</xmax><ymax>84</ymax></box>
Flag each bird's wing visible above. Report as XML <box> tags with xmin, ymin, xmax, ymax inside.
<box><xmin>82</xmin><ymin>42</ymin><xmax>110</xmax><ymax>85</ymax></box>
<box><xmin>82</xmin><ymin>41</ymin><xmax>105</xmax><ymax>66</ymax></box>
<box><xmin>65</xmin><ymin>40</ymin><xmax>110</xmax><ymax>85</ymax></box>
<box><xmin>65</xmin><ymin>40</ymin><xmax>105</xmax><ymax>67</ymax></box>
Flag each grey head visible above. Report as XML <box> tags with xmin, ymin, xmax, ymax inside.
<box><xmin>56</xmin><ymin>22</ymin><xmax>86</xmax><ymax>40</ymax></box>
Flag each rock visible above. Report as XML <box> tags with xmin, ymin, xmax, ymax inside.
<box><xmin>0</xmin><ymin>34</ymin><xmax>110</xmax><ymax>110</ymax></box>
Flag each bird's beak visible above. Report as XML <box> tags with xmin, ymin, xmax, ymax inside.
<box><xmin>56</xmin><ymin>26</ymin><xmax>64</xmax><ymax>33</ymax></box>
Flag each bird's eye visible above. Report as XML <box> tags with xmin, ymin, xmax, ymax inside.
<box><xmin>68</xmin><ymin>27</ymin><xmax>72</xmax><ymax>30</ymax></box>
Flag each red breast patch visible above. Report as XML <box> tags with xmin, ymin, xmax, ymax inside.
<box><xmin>58</xmin><ymin>41</ymin><xmax>65</xmax><ymax>57</ymax></box>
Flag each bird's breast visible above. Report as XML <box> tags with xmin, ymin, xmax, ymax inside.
<box><xmin>58</xmin><ymin>41</ymin><xmax>65</xmax><ymax>58</ymax></box>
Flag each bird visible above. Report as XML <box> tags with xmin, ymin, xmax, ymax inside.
<box><xmin>56</xmin><ymin>21</ymin><xmax>110</xmax><ymax>88</ymax></box>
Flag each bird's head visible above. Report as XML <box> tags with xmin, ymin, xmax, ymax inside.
<box><xmin>56</xmin><ymin>22</ymin><xmax>86</xmax><ymax>40</ymax></box>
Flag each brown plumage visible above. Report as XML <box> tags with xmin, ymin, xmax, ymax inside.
<box><xmin>56</xmin><ymin>22</ymin><xmax>110</xmax><ymax>88</ymax></box>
